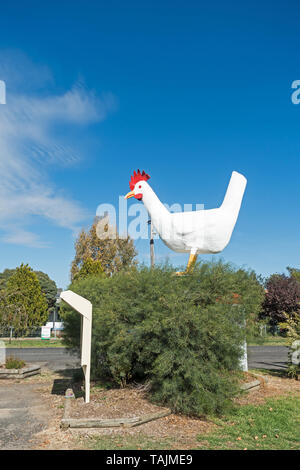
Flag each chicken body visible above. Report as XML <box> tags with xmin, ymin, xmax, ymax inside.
<box><xmin>140</xmin><ymin>171</ymin><xmax>247</xmax><ymax>255</ymax></box>
<box><xmin>125</xmin><ymin>170</ymin><xmax>247</xmax><ymax>273</ymax></box>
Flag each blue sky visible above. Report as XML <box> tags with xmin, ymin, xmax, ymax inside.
<box><xmin>0</xmin><ymin>1</ymin><xmax>299</xmax><ymax>288</ymax></box>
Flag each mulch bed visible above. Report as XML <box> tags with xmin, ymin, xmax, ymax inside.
<box><xmin>68</xmin><ymin>371</ymin><xmax>263</xmax><ymax>421</ymax></box>
<box><xmin>70</xmin><ymin>387</ymin><xmax>170</xmax><ymax>420</ymax></box>
<box><xmin>67</xmin><ymin>386</ymin><xmax>213</xmax><ymax>450</ymax></box>
<box><xmin>236</xmin><ymin>373</ymin><xmax>300</xmax><ymax>406</ymax></box>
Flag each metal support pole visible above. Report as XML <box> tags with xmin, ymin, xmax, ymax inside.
<box><xmin>148</xmin><ymin>219</ymin><xmax>155</xmax><ymax>268</ymax></box>
<box><xmin>53</xmin><ymin>307</ymin><xmax>56</xmax><ymax>339</ymax></box>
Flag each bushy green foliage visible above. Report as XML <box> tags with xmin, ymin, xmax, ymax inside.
<box><xmin>5</xmin><ymin>356</ymin><xmax>25</xmax><ymax>369</ymax></box>
<box><xmin>279</xmin><ymin>312</ymin><xmax>300</xmax><ymax>378</ymax></box>
<box><xmin>73</xmin><ymin>257</ymin><xmax>106</xmax><ymax>282</ymax></box>
<box><xmin>0</xmin><ymin>268</ymin><xmax>16</xmax><ymax>291</ymax></box>
<box><xmin>34</xmin><ymin>271</ymin><xmax>57</xmax><ymax>311</ymax></box>
<box><xmin>0</xmin><ymin>264</ymin><xmax>48</xmax><ymax>335</ymax></box>
<box><xmin>0</xmin><ymin>267</ymin><xmax>57</xmax><ymax>312</ymax></box>
<box><xmin>62</xmin><ymin>261</ymin><xmax>264</xmax><ymax>416</ymax></box>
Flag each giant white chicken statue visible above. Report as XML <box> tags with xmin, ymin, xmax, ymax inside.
<box><xmin>125</xmin><ymin>170</ymin><xmax>247</xmax><ymax>274</ymax></box>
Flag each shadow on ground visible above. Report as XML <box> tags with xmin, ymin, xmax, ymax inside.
<box><xmin>51</xmin><ymin>368</ymin><xmax>84</xmax><ymax>399</ymax></box>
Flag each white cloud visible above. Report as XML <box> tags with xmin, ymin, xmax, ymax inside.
<box><xmin>0</xmin><ymin>52</ymin><xmax>116</xmax><ymax>247</ymax></box>
<box><xmin>1</xmin><ymin>227</ymin><xmax>50</xmax><ymax>249</ymax></box>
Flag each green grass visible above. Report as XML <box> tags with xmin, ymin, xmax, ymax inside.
<box><xmin>81</xmin><ymin>395</ymin><xmax>300</xmax><ymax>451</ymax></box>
<box><xmin>2</xmin><ymin>338</ymin><xmax>64</xmax><ymax>348</ymax></box>
<box><xmin>249</xmin><ymin>335</ymin><xmax>289</xmax><ymax>346</ymax></box>
<box><xmin>197</xmin><ymin>397</ymin><xmax>300</xmax><ymax>450</ymax></box>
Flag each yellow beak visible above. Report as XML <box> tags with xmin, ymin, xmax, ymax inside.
<box><xmin>125</xmin><ymin>191</ymin><xmax>135</xmax><ymax>199</ymax></box>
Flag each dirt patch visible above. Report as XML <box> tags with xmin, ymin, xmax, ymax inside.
<box><xmin>240</xmin><ymin>371</ymin><xmax>260</xmax><ymax>383</ymax></box>
<box><xmin>1</xmin><ymin>368</ymin><xmax>299</xmax><ymax>450</ymax></box>
<box><xmin>236</xmin><ymin>373</ymin><xmax>300</xmax><ymax>406</ymax></box>
<box><xmin>70</xmin><ymin>413</ymin><xmax>215</xmax><ymax>450</ymax></box>
<box><xmin>64</xmin><ymin>387</ymin><xmax>212</xmax><ymax>450</ymax></box>
<box><xmin>69</xmin><ymin>372</ymin><xmax>260</xmax><ymax>420</ymax></box>
<box><xmin>70</xmin><ymin>387</ymin><xmax>170</xmax><ymax>420</ymax></box>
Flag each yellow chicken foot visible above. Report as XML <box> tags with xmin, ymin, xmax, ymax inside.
<box><xmin>175</xmin><ymin>253</ymin><xmax>198</xmax><ymax>276</ymax></box>
<box><xmin>187</xmin><ymin>253</ymin><xmax>198</xmax><ymax>272</ymax></box>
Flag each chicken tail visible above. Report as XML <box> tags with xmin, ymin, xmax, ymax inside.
<box><xmin>220</xmin><ymin>170</ymin><xmax>247</xmax><ymax>219</ymax></box>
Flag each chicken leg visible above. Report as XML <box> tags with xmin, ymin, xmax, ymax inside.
<box><xmin>175</xmin><ymin>249</ymin><xmax>198</xmax><ymax>276</ymax></box>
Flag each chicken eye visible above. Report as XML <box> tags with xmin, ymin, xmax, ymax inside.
<box><xmin>138</xmin><ymin>185</ymin><xmax>141</xmax><ymax>189</ymax></box>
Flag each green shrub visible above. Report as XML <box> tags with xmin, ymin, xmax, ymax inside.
<box><xmin>5</xmin><ymin>356</ymin><xmax>25</xmax><ymax>369</ymax></box>
<box><xmin>61</xmin><ymin>262</ymin><xmax>264</xmax><ymax>416</ymax></box>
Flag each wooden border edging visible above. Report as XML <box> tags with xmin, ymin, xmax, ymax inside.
<box><xmin>240</xmin><ymin>372</ymin><xmax>269</xmax><ymax>391</ymax></box>
<box><xmin>61</xmin><ymin>410</ymin><xmax>171</xmax><ymax>429</ymax></box>
<box><xmin>240</xmin><ymin>379</ymin><xmax>260</xmax><ymax>391</ymax></box>
<box><xmin>61</xmin><ymin>388</ymin><xmax>171</xmax><ymax>430</ymax></box>
<box><xmin>0</xmin><ymin>364</ymin><xmax>41</xmax><ymax>379</ymax></box>
<box><xmin>250</xmin><ymin>373</ymin><xmax>269</xmax><ymax>385</ymax></box>
<box><xmin>63</xmin><ymin>388</ymin><xmax>75</xmax><ymax>421</ymax></box>
<box><xmin>128</xmin><ymin>410</ymin><xmax>172</xmax><ymax>428</ymax></box>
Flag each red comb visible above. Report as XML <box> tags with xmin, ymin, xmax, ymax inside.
<box><xmin>129</xmin><ymin>169</ymin><xmax>150</xmax><ymax>190</ymax></box>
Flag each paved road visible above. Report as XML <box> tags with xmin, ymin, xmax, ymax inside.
<box><xmin>5</xmin><ymin>348</ymin><xmax>80</xmax><ymax>371</ymax></box>
<box><xmin>0</xmin><ymin>383</ymin><xmax>49</xmax><ymax>449</ymax></box>
<box><xmin>247</xmin><ymin>346</ymin><xmax>288</xmax><ymax>370</ymax></box>
<box><xmin>5</xmin><ymin>346</ymin><xmax>289</xmax><ymax>370</ymax></box>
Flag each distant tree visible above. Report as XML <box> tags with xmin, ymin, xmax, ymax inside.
<box><xmin>0</xmin><ymin>264</ymin><xmax>48</xmax><ymax>335</ymax></box>
<box><xmin>71</xmin><ymin>218</ymin><xmax>137</xmax><ymax>280</ymax></box>
<box><xmin>0</xmin><ymin>288</ymin><xmax>27</xmax><ymax>335</ymax></box>
<box><xmin>0</xmin><ymin>268</ymin><xmax>57</xmax><ymax>312</ymax></box>
<box><xmin>0</xmin><ymin>269</ymin><xmax>16</xmax><ymax>291</ymax></box>
<box><xmin>261</xmin><ymin>274</ymin><xmax>300</xmax><ymax>325</ymax></box>
<box><xmin>287</xmin><ymin>266</ymin><xmax>300</xmax><ymax>284</ymax></box>
<box><xmin>34</xmin><ymin>271</ymin><xmax>57</xmax><ymax>311</ymax></box>
<box><xmin>73</xmin><ymin>257</ymin><xmax>106</xmax><ymax>282</ymax></box>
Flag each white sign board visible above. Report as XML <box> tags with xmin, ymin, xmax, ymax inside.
<box><xmin>41</xmin><ymin>326</ymin><xmax>51</xmax><ymax>340</ymax></box>
<box><xmin>60</xmin><ymin>290</ymin><xmax>92</xmax><ymax>403</ymax></box>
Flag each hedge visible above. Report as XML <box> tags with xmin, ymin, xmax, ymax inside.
<box><xmin>61</xmin><ymin>261</ymin><xmax>263</xmax><ymax>416</ymax></box>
